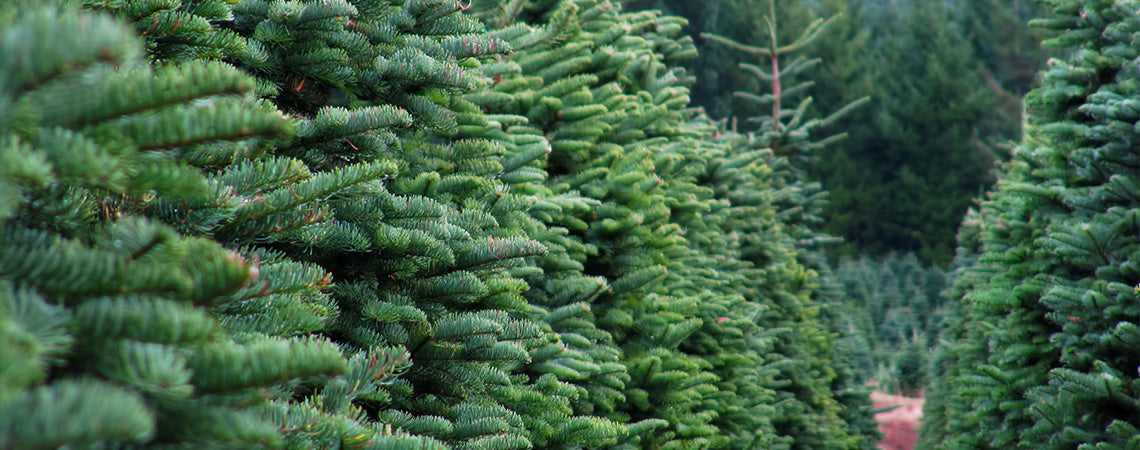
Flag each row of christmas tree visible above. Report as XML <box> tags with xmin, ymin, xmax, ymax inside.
<box><xmin>920</xmin><ymin>1</ymin><xmax>1139</xmax><ymax>448</ymax></box>
<box><xmin>0</xmin><ymin>0</ymin><xmax>876</xmax><ymax>448</ymax></box>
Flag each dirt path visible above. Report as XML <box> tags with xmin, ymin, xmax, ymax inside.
<box><xmin>870</xmin><ymin>390</ymin><xmax>924</xmax><ymax>450</ymax></box>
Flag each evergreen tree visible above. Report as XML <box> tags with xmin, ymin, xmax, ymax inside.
<box><xmin>955</xmin><ymin>0</ymin><xmax>1055</xmax><ymax>99</ymax></box>
<box><xmin>0</xmin><ymin>2</ymin><xmax>442</xmax><ymax>448</ymax></box>
<box><xmin>702</xmin><ymin>2</ymin><xmax>878</xmax><ymax>448</ymax></box>
<box><xmin>468</xmin><ymin>3</ymin><xmax>738</xmax><ymax>446</ymax></box>
<box><xmin>473</xmin><ymin>1</ymin><xmax>877</xmax><ymax>448</ymax></box>
<box><xmin>921</xmin><ymin>1</ymin><xmax>1140</xmax><ymax>448</ymax></box>
<box><xmin>200</xmin><ymin>1</ymin><xmax>620</xmax><ymax>447</ymax></box>
<box><xmin>2</xmin><ymin>0</ymin><xmax>618</xmax><ymax>447</ymax></box>
<box><xmin>814</xmin><ymin>0</ymin><xmax>1004</xmax><ymax>265</ymax></box>
<box><xmin>622</xmin><ymin>0</ymin><xmax>842</xmax><ymax>123</ymax></box>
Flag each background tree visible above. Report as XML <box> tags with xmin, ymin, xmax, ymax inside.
<box><xmin>702</xmin><ymin>1</ymin><xmax>879</xmax><ymax>447</ymax></box>
<box><xmin>626</xmin><ymin>0</ymin><xmax>1053</xmax><ymax>266</ymax></box>
<box><xmin>811</xmin><ymin>0</ymin><xmax>1002</xmax><ymax>265</ymax></box>
<box><xmin>831</xmin><ymin>254</ymin><xmax>949</xmax><ymax>394</ymax></box>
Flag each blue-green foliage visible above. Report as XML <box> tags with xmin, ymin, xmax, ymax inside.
<box><xmin>0</xmin><ymin>3</ymin><xmax>427</xmax><ymax>448</ymax></box>
<box><xmin>921</xmin><ymin>1</ymin><xmax>1140</xmax><ymax>448</ymax></box>
<box><xmin>1</xmin><ymin>0</ymin><xmax>881</xmax><ymax>448</ymax></box>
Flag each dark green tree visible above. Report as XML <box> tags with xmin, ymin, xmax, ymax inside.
<box><xmin>472</xmin><ymin>1</ymin><xmax>877</xmax><ymax>448</ymax></box>
<box><xmin>955</xmin><ymin>0</ymin><xmax>1055</xmax><ymax>99</ymax></box>
<box><xmin>814</xmin><ymin>0</ymin><xmax>1003</xmax><ymax>265</ymax></box>
<box><xmin>0</xmin><ymin>3</ymin><xmax>440</xmax><ymax>448</ymax></box>
<box><xmin>623</xmin><ymin>0</ymin><xmax>838</xmax><ymax>123</ymax></box>
<box><xmin>921</xmin><ymin>1</ymin><xmax>1140</xmax><ymax>448</ymax></box>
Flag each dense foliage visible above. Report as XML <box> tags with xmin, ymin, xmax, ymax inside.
<box><xmin>921</xmin><ymin>1</ymin><xmax>1140</xmax><ymax>448</ymax></box>
<box><xmin>0</xmin><ymin>0</ymin><xmax>877</xmax><ymax>448</ymax></box>
<box><xmin>5</xmin><ymin>1</ymin><xmax>1134</xmax><ymax>449</ymax></box>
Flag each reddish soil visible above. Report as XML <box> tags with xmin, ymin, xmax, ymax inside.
<box><xmin>871</xmin><ymin>390</ymin><xmax>924</xmax><ymax>450</ymax></box>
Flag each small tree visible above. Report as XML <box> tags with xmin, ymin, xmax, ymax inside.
<box><xmin>702</xmin><ymin>2</ymin><xmax>878</xmax><ymax>448</ymax></box>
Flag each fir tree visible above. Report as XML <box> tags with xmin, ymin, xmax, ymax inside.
<box><xmin>473</xmin><ymin>1</ymin><xmax>877</xmax><ymax>448</ymax></box>
<box><xmin>821</xmin><ymin>0</ymin><xmax>1003</xmax><ymax>265</ymax></box>
<box><xmin>954</xmin><ymin>0</ymin><xmax>1055</xmax><ymax>99</ymax></box>
<box><xmin>0</xmin><ymin>3</ymin><xmax>439</xmax><ymax>448</ymax></box>
<box><xmin>702</xmin><ymin>2</ymin><xmax>877</xmax><ymax>448</ymax></box>
<box><xmin>192</xmin><ymin>1</ymin><xmax>615</xmax><ymax>447</ymax></box>
<box><xmin>468</xmin><ymin>3</ymin><xmax>728</xmax><ymax>446</ymax></box>
<box><xmin>2</xmin><ymin>0</ymin><xmax>611</xmax><ymax>447</ymax></box>
<box><xmin>921</xmin><ymin>1</ymin><xmax>1140</xmax><ymax>448</ymax></box>
<box><xmin>627</xmin><ymin>0</ymin><xmax>1051</xmax><ymax>265</ymax></box>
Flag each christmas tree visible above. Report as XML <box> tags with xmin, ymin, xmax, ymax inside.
<box><xmin>702</xmin><ymin>1</ymin><xmax>878</xmax><ymax>447</ymax></box>
<box><xmin>471</xmin><ymin>1</ymin><xmax>876</xmax><ymax>447</ymax></box>
<box><xmin>468</xmin><ymin>2</ymin><xmax>760</xmax><ymax>446</ymax></box>
<box><xmin>921</xmin><ymin>1</ymin><xmax>1140</xmax><ymax>448</ymax></box>
<box><xmin>0</xmin><ymin>2</ymin><xmax>439</xmax><ymax>447</ymax></box>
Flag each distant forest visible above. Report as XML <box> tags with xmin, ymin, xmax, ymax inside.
<box><xmin>630</xmin><ymin>0</ymin><xmax>1054</xmax><ymax>266</ymax></box>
